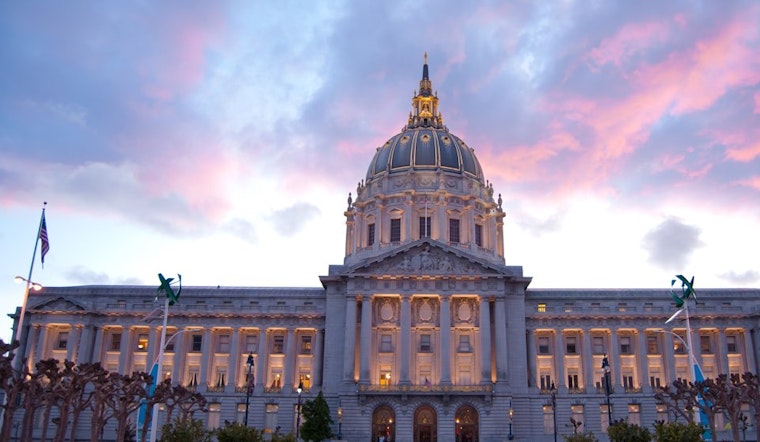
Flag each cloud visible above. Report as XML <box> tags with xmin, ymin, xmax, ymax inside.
<box><xmin>515</xmin><ymin>210</ymin><xmax>565</xmax><ymax>236</ymax></box>
<box><xmin>224</xmin><ymin>218</ymin><xmax>258</xmax><ymax>244</ymax></box>
<box><xmin>719</xmin><ymin>270</ymin><xmax>760</xmax><ymax>285</ymax></box>
<box><xmin>65</xmin><ymin>266</ymin><xmax>111</xmax><ymax>284</ymax></box>
<box><xmin>642</xmin><ymin>217</ymin><xmax>704</xmax><ymax>269</ymax></box>
<box><xmin>268</xmin><ymin>203</ymin><xmax>321</xmax><ymax>236</ymax></box>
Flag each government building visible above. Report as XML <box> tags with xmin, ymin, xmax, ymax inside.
<box><xmin>10</xmin><ymin>57</ymin><xmax>760</xmax><ymax>442</ymax></box>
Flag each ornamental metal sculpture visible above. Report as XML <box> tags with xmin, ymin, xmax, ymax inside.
<box><xmin>156</xmin><ymin>273</ymin><xmax>182</xmax><ymax>306</ymax></box>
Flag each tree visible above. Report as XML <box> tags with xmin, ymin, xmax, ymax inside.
<box><xmin>159</xmin><ymin>417</ymin><xmax>212</xmax><ymax>442</ymax></box>
<box><xmin>563</xmin><ymin>431</ymin><xmax>598</xmax><ymax>442</ymax></box>
<box><xmin>103</xmin><ymin>371</ymin><xmax>152</xmax><ymax>442</ymax></box>
<box><xmin>652</xmin><ymin>421</ymin><xmax>702</xmax><ymax>442</ymax></box>
<box><xmin>215</xmin><ymin>421</ymin><xmax>265</xmax><ymax>442</ymax></box>
<box><xmin>607</xmin><ymin>419</ymin><xmax>652</xmax><ymax>442</ymax></box>
<box><xmin>299</xmin><ymin>391</ymin><xmax>333</xmax><ymax>442</ymax></box>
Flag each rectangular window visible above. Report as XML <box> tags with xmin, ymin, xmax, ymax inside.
<box><xmin>380</xmin><ymin>334</ymin><xmax>393</xmax><ymax>352</ymax></box>
<box><xmin>623</xmin><ymin>374</ymin><xmax>634</xmax><ymax>391</ymax></box>
<box><xmin>214</xmin><ymin>367</ymin><xmax>227</xmax><ymax>388</ymax></box>
<box><xmin>379</xmin><ymin>372</ymin><xmax>391</xmax><ymax>387</ymax></box>
<box><xmin>650</xmin><ymin>375</ymin><xmax>661</xmax><ymax>389</ymax></box>
<box><xmin>568</xmin><ymin>373</ymin><xmax>579</xmax><ymax>389</ymax></box>
<box><xmin>236</xmin><ymin>403</ymin><xmax>247</xmax><ymax>424</ymax></box>
<box><xmin>647</xmin><ymin>336</ymin><xmax>659</xmax><ymax>354</ymax></box>
<box><xmin>537</xmin><ymin>303</ymin><xmax>546</xmax><ymax>313</ymax></box>
<box><xmin>540</xmin><ymin>374</ymin><xmax>552</xmax><ymax>391</ymax></box>
<box><xmin>272</xmin><ymin>335</ymin><xmax>285</xmax><ymax>354</ymax></box>
<box><xmin>300</xmin><ymin>335</ymin><xmax>312</xmax><ymax>354</ymax></box>
<box><xmin>601</xmin><ymin>405</ymin><xmax>611</xmax><ymax>433</ymax></box>
<box><xmin>727</xmin><ymin>335</ymin><xmax>738</xmax><ymax>353</ymax></box>
<box><xmin>538</xmin><ymin>337</ymin><xmax>550</xmax><ymax>354</ymax></box>
<box><xmin>57</xmin><ymin>331</ymin><xmax>69</xmax><ymax>350</ymax></box>
<box><xmin>593</xmin><ymin>336</ymin><xmax>605</xmax><ymax>354</ymax></box>
<box><xmin>449</xmin><ymin>219</ymin><xmax>460</xmax><ymax>244</ymax></box>
<box><xmin>191</xmin><ymin>335</ymin><xmax>203</xmax><ymax>352</ymax></box>
<box><xmin>420</xmin><ymin>334</ymin><xmax>431</xmax><ymax>352</ymax></box>
<box><xmin>216</xmin><ymin>334</ymin><xmax>231</xmax><ymax>353</ymax></box>
<box><xmin>134</xmin><ymin>333</ymin><xmax>148</xmax><ymax>352</ymax></box>
<box><xmin>110</xmin><ymin>333</ymin><xmax>122</xmax><ymax>351</ymax></box>
<box><xmin>674</xmin><ymin>332</ymin><xmax>687</xmax><ymax>354</ymax></box>
<box><xmin>566</xmin><ymin>336</ymin><xmax>577</xmax><ymax>354</ymax></box>
<box><xmin>187</xmin><ymin>366</ymin><xmax>200</xmax><ymax>388</ymax></box>
<box><xmin>700</xmin><ymin>335</ymin><xmax>713</xmax><ymax>354</ymax></box>
<box><xmin>246</xmin><ymin>334</ymin><xmax>258</xmax><ymax>353</ymax></box>
<box><xmin>299</xmin><ymin>373</ymin><xmax>311</xmax><ymax>390</ymax></box>
<box><xmin>367</xmin><ymin>223</ymin><xmax>376</xmax><ymax>246</ymax></box>
<box><xmin>419</xmin><ymin>216</ymin><xmax>431</xmax><ymax>238</ymax></box>
<box><xmin>208</xmin><ymin>403</ymin><xmax>221</xmax><ymax>428</ymax></box>
<box><xmin>457</xmin><ymin>335</ymin><xmax>471</xmax><ymax>353</ymax></box>
<box><xmin>656</xmin><ymin>403</ymin><xmax>668</xmax><ymax>423</ymax></box>
<box><xmin>390</xmin><ymin>219</ymin><xmax>401</xmax><ymax>243</ymax></box>
<box><xmin>620</xmin><ymin>336</ymin><xmax>631</xmax><ymax>354</ymax></box>
<box><xmin>543</xmin><ymin>405</ymin><xmax>554</xmax><ymax>434</ymax></box>
<box><xmin>164</xmin><ymin>332</ymin><xmax>175</xmax><ymax>352</ymax></box>
<box><xmin>474</xmin><ymin>224</ymin><xmax>483</xmax><ymax>247</ymax></box>
<box><xmin>628</xmin><ymin>404</ymin><xmax>641</xmax><ymax>426</ymax></box>
<box><xmin>571</xmin><ymin>404</ymin><xmax>584</xmax><ymax>431</ymax></box>
<box><xmin>265</xmin><ymin>404</ymin><xmax>279</xmax><ymax>434</ymax></box>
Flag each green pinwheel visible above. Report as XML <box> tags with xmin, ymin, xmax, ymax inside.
<box><xmin>157</xmin><ymin>273</ymin><xmax>182</xmax><ymax>306</ymax></box>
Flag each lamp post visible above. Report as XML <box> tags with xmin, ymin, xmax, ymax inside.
<box><xmin>602</xmin><ymin>355</ymin><xmax>612</xmax><ymax>428</ymax></box>
<box><xmin>296</xmin><ymin>381</ymin><xmax>303</xmax><ymax>441</ymax></box>
<box><xmin>244</xmin><ymin>352</ymin><xmax>254</xmax><ymax>426</ymax></box>
<box><xmin>551</xmin><ymin>382</ymin><xmax>557</xmax><ymax>442</ymax></box>
<box><xmin>455</xmin><ymin>418</ymin><xmax>461</xmax><ymax>442</ymax></box>
<box><xmin>508</xmin><ymin>399</ymin><xmax>514</xmax><ymax>440</ymax></box>
<box><xmin>337</xmin><ymin>401</ymin><xmax>343</xmax><ymax>440</ymax></box>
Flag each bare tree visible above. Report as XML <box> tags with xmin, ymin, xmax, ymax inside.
<box><xmin>103</xmin><ymin>371</ymin><xmax>152</xmax><ymax>442</ymax></box>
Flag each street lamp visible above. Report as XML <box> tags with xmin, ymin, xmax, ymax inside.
<box><xmin>14</xmin><ymin>276</ymin><xmax>43</xmax><ymax>291</ymax></box>
<box><xmin>244</xmin><ymin>352</ymin><xmax>254</xmax><ymax>427</ymax></box>
<box><xmin>336</xmin><ymin>401</ymin><xmax>343</xmax><ymax>440</ymax></box>
<box><xmin>508</xmin><ymin>399</ymin><xmax>514</xmax><ymax>440</ymax></box>
<box><xmin>551</xmin><ymin>382</ymin><xmax>557</xmax><ymax>442</ymax></box>
<box><xmin>455</xmin><ymin>418</ymin><xmax>461</xmax><ymax>442</ymax></box>
<box><xmin>296</xmin><ymin>381</ymin><xmax>303</xmax><ymax>441</ymax></box>
<box><xmin>602</xmin><ymin>355</ymin><xmax>612</xmax><ymax>428</ymax></box>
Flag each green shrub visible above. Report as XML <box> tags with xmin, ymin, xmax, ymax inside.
<box><xmin>652</xmin><ymin>421</ymin><xmax>703</xmax><ymax>442</ymax></box>
<box><xmin>215</xmin><ymin>421</ymin><xmax>266</xmax><ymax>442</ymax></box>
<box><xmin>608</xmin><ymin>419</ymin><xmax>652</xmax><ymax>442</ymax></box>
<box><xmin>158</xmin><ymin>418</ymin><xmax>212</xmax><ymax>442</ymax></box>
<box><xmin>563</xmin><ymin>431</ymin><xmax>599</xmax><ymax>442</ymax></box>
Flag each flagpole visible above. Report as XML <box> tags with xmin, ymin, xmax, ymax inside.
<box><xmin>149</xmin><ymin>296</ymin><xmax>169</xmax><ymax>442</ymax></box>
<box><xmin>12</xmin><ymin>202</ymin><xmax>47</xmax><ymax>370</ymax></box>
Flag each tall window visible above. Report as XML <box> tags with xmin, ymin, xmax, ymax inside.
<box><xmin>457</xmin><ymin>335</ymin><xmax>471</xmax><ymax>352</ymax></box>
<box><xmin>165</xmin><ymin>332</ymin><xmax>176</xmax><ymax>352</ymax></box>
<box><xmin>300</xmin><ymin>335</ymin><xmax>312</xmax><ymax>354</ymax></box>
<box><xmin>540</xmin><ymin>374</ymin><xmax>552</xmax><ymax>390</ymax></box>
<box><xmin>136</xmin><ymin>333</ymin><xmax>148</xmax><ymax>352</ymax></box>
<box><xmin>380</xmin><ymin>334</ymin><xmax>393</xmax><ymax>352</ymax></box>
<box><xmin>272</xmin><ymin>335</ymin><xmax>285</xmax><ymax>354</ymax></box>
<box><xmin>191</xmin><ymin>334</ymin><xmax>203</xmax><ymax>352</ymax></box>
<box><xmin>601</xmin><ymin>405</ymin><xmax>611</xmax><ymax>433</ymax></box>
<box><xmin>538</xmin><ymin>337</ymin><xmax>550</xmax><ymax>354</ymax></box>
<box><xmin>208</xmin><ymin>403</ymin><xmax>222</xmax><ymax>429</ymax></box>
<box><xmin>236</xmin><ymin>403</ymin><xmax>247</xmax><ymax>424</ymax></box>
<box><xmin>449</xmin><ymin>219</ymin><xmax>460</xmax><ymax>244</ymax></box>
<box><xmin>110</xmin><ymin>333</ymin><xmax>122</xmax><ymax>351</ymax></box>
<box><xmin>419</xmin><ymin>334</ymin><xmax>431</xmax><ymax>352</ymax></box>
<box><xmin>543</xmin><ymin>405</ymin><xmax>554</xmax><ymax>434</ymax></box>
<box><xmin>217</xmin><ymin>334</ymin><xmax>231</xmax><ymax>353</ymax></box>
<box><xmin>628</xmin><ymin>404</ymin><xmax>641</xmax><ymax>425</ymax></box>
<box><xmin>367</xmin><ymin>223</ymin><xmax>376</xmax><ymax>246</ymax></box>
<box><xmin>419</xmin><ymin>216</ymin><xmax>431</xmax><ymax>238</ymax></box>
<box><xmin>566</xmin><ymin>336</ymin><xmax>577</xmax><ymax>354</ymax></box>
<box><xmin>568</xmin><ymin>371</ymin><xmax>580</xmax><ymax>389</ymax></box>
<box><xmin>700</xmin><ymin>335</ymin><xmax>713</xmax><ymax>354</ymax></box>
<box><xmin>265</xmin><ymin>404</ymin><xmax>279</xmax><ymax>434</ymax></box>
<box><xmin>390</xmin><ymin>219</ymin><xmax>401</xmax><ymax>243</ymax></box>
<box><xmin>571</xmin><ymin>404</ymin><xmax>584</xmax><ymax>431</ymax></box>
<box><xmin>57</xmin><ymin>331</ymin><xmax>69</xmax><ymax>350</ymax></box>
<box><xmin>593</xmin><ymin>336</ymin><xmax>605</xmax><ymax>354</ymax></box>
<box><xmin>246</xmin><ymin>334</ymin><xmax>258</xmax><ymax>353</ymax></box>
<box><xmin>647</xmin><ymin>336</ymin><xmax>659</xmax><ymax>354</ymax></box>
<box><xmin>474</xmin><ymin>224</ymin><xmax>483</xmax><ymax>247</ymax></box>
<box><xmin>620</xmin><ymin>336</ymin><xmax>631</xmax><ymax>354</ymax></box>
<box><xmin>727</xmin><ymin>335</ymin><xmax>738</xmax><ymax>353</ymax></box>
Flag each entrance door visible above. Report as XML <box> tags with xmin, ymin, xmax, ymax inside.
<box><xmin>414</xmin><ymin>405</ymin><xmax>437</xmax><ymax>442</ymax></box>
<box><xmin>372</xmin><ymin>405</ymin><xmax>395</xmax><ymax>442</ymax></box>
<box><xmin>455</xmin><ymin>405</ymin><xmax>479</xmax><ymax>442</ymax></box>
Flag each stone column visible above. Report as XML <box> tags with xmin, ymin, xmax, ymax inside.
<box><xmin>493</xmin><ymin>297</ymin><xmax>508</xmax><ymax>383</ymax></box>
<box><xmin>118</xmin><ymin>327</ymin><xmax>130</xmax><ymax>374</ymax></box>
<box><xmin>91</xmin><ymin>326</ymin><xmax>103</xmax><ymax>366</ymax></box>
<box><xmin>663</xmin><ymin>332</ymin><xmax>676</xmax><ymax>385</ymax></box>
<box><xmin>440</xmin><ymin>297</ymin><xmax>451</xmax><ymax>384</ymax></box>
<box><xmin>744</xmin><ymin>329</ymin><xmax>756</xmax><ymax>374</ymax></box>
<box><xmin>199</xmin><ymin>328</ymin><xmax>212</xmax><ymax>389</ymax></box>
<box><xmin>637</xmin><ymin>330</ymin><xmax>650</xmax><ymax>393</ymax></box>
<box><xmin>343</xmin><ymin>298</ymin><xmax>358</xmax><ymax>381</ymax></box>
<box><xmin>313</xmin><ymin>328</ymin><xmax>324</xmax><ymax>388</ymax></box>
<box><xmin>400</xmin><ymin>296</ymin><xmax>411</xmax><ymax>383</ymax></box>
<box><xmin>228</xmin><ymin>328</ymin><xmax>240</xmax><ymax>393</ymax></box>
<box><xmin>27</xmin><ymin>324</ymin><xmax>41</xmax><ymax>367</ymax></box>
<box><xmin>610</xmin><ymin>331</ymin><xmax>620</xmax><ymax>389</ymax></box>
<box><xmin>173</xmin><ymin>332</ymin><xmax>185</xmax><ymax>384</ymax></box>
<box><xmin>256</xmin><ymin>330</ymin><xmax>266</xmax><ymax>390</ymax></box>
<box><xmin>718</xmin><ymin>329</ymin><xmax>729</xmax><ymax>374</ymax></box>
<box><xmin>404</xmin><ymin>192</ymin><xmax>413</xmax><ymax>241</ymax></box>
<box><xmin>526</xmin><ymin>330</ymin><xmax>536</xmax><ymax>388</ymax></box>
<box><xmin>583</xmin><ymin>329</ymin><xmax>594</xmax><ymax>393</ymax></box>
<box><xmin>554</xmin><ymin>329</ymin><xmax>565</xmax><ymax>392</ymax></box>
<box><xmin>67</xmin><ymin>325</ymin><xmax>81</xmax><ymax>363</ymax></box>
<box><xmin>146</xmin><ymin>326</ymin><xmax>159</xmax><ymax>372</ymax></box>
<box><xmin>479</xmin><ymin>297</ymin><xmax>491</xmax><ymax>383</ymax></box>
<box><xmin>283</xmin><ymin>328</ymin><xmax>296</xmax><ymax>390</ymax></box>
<box><xmin>359</xmin><ymin>297</ymin><xmax>373</xmax><ymax>383</ymax></box>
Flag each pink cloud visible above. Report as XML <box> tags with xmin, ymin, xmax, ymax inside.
<box><xmin>726</xmin><ymin>142</ymin><xmax>760</xmax><ymax>162</ymax></box>
<box><xmin>736</xmin><ymin>176</ymin><xmax>760</xmax><ymax>190</ymax></box>
<box><xmin>586</xmin><ymin>21</ymin><xmax>670</xmax><ymax>68</ymax></box>
<box><xmin>754</xmin><ymin>91</ymin><xmax>760</xmax><ymax>114</ymax></box>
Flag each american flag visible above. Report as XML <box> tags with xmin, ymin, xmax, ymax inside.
<box><xmin>39</xmin><ymin>212</ymin><xmax>50</xmax><ymax>266</ymax></box>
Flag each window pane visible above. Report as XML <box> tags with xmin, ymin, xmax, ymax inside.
<box><xmin>390</xmin><ymin>219</ymin><xmax>401</xmax><ymax>242</ymax></box>
<box><xmin>449</xmin><ymin>219</ymin><xmax>460</xmax><ymax>243</ymax></box>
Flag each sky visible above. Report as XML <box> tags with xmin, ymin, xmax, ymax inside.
<box><xmin>1</xmin><ymin>1</ymin><xmax>759</xmax><ymax>340</ymax></box>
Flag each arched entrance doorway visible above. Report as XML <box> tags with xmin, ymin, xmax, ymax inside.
<box><xmin>454</xmin><ymin>405</ymin><xmax>479</xmax><ymax>442</ymax></box>
<box><xmin>372</xmin><ymin>405</ymin><xmax>395</xmax><ymax>442</ymax></box>
<box><xmin>413</xmin><ymin>405</ymin><xmax>437</xmax><ymax>442</ymax></box>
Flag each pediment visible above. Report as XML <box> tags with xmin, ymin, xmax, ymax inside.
<box><xmin>346</xmin><ymin>240</ymin><xmax>509</xmax><ymax>277</ymax></box>
<box><xmin>31</xmin><ymin>297</ymin><xmax>86</xmax><ymax>312</ymax></box>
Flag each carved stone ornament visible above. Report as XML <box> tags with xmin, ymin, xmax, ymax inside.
<box><xmin>412</xmin><ymin>297</ymin><xmax>438</xmax><ymax>325</ymax></box>
<box><xmin>375</xmin><ymin>297</ymin><xmax>399</xmax><ymax>325</ymax></box>
<box><xmin>452</xmin><ymin>297</ymin><xmax>479</xmax><ymax>325</ymax></box>
<box><xmin>371</xmin><ymin>246</ymin><xmax>485</xmax><ymax>275</ymax></box>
